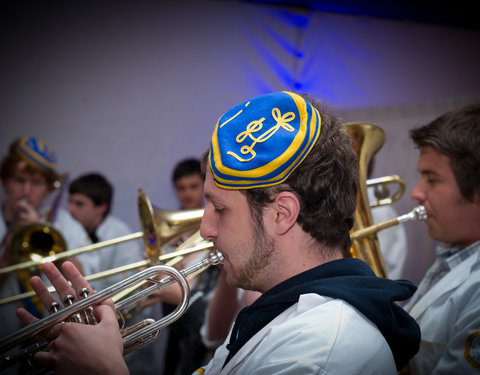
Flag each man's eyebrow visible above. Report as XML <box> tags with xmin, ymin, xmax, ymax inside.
<box><xmin>204</xmin><ymin>191</ymin><xmax>214</xmax><ymax>201</ymax></box>
<box><xmin>204</xmin><ymin>191</ymin><xmax>224</xmax><ymax>204</ymax></box>
<box><xmin>419</xmin><ymin>169</ymin><xmax>438</xmax><ymax>176</ymax></box>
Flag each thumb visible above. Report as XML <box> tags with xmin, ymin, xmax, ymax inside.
<box><xmin>95</xmin><ymin>299</ymin><xmax>118</xmax><ymax>325</ymax></box>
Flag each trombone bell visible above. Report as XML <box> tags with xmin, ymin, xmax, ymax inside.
<box><xmin>137</xmin><ymin>189</ymin><xmax>204</xmax><ymax>264</ymax></box>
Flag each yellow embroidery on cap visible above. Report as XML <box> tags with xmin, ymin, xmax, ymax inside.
<box><xmin>465</xmin><ymin>330</ymin><xmax>480</xmax><ymax>369</ymax></box>
<box><xmin>219</xmin><ymin>101</ymin><xmax>251</xmax><ymax>128</ymax></box>
<box><xmin>227</xmin><ymin>108</ymin><xmax>295</xmax><ymax>162</ymax></box>
<box><xmin>211</xmin><ymin>91</ymin><xmax>315</xmax><ymax>179</ymax></box>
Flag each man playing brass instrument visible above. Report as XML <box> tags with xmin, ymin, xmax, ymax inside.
<box><xmin>0</xmin><ymin>137</ymin><xmax>90</xmax><ymax>374</ymax></box>
<box><xmin>16</xmin><ymin>92</ymin><xmax>420</xmax><ymax>374</ymax></box>
<box><xmin>404</xmin><ymin>103</ymin><xmax>480</xmax><ymax>374</ymax></box>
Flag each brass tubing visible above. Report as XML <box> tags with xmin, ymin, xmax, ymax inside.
<box><xmin>0</xmin><ymin>240</ymin><xmax>213</xmax><ymax>306</ymax></box>
<box><xmin>0</xmin><ymin>231</ymin><xmax>143</xmax><ymax>275</ymax></box>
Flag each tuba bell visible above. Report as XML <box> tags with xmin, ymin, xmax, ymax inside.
<box><xmin>346</xmin><ymin>122</ymin><xmax>389</xmax><ymax>278</ymax></box>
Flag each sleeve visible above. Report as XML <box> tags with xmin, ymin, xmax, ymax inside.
<box><xmin>432</xmin><ymin>282</ymin><xmax>480</xmax><ymax>374</ymax></box>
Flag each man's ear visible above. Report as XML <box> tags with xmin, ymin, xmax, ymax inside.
<box><xmin>272</xmin><ymin>191</ymin><xmax>300</xmax><ymax>235</ymax></box>
<box><xmin>97</xmin><ymin>202</ymin><xmax>108</xmax><ymax>217</ymax></box>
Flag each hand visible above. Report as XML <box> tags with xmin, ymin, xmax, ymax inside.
<box><xmin>14</xmin><ymin>199</ymin><xmax>42</xmax><ymax>227</ymax></box>
<box><xmin>16</xmin><ymin>261</ymin><xmax>129</xmax><ymax>375</ymax></box>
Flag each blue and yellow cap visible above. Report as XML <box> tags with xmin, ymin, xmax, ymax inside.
<box><xmin>209</xmin><ymin>91</ymin><xmax>321</xmax><ymax>189</ymax></box>
<box><xmin>15</xmin><ymin>136</ymin><xmax>57</xmax><ymax>172</ymax></box>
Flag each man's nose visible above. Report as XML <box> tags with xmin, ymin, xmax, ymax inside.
<box><xmin>410</xmin><ymin>180</ymin><xmax>425</xmax><ymax>203</ymax></box>
<box><xmin>22</xmin><ymin>181</ymin><xmax>32</xmax><ymax>196</ymax></box>
<box><xmin>200</xmin><ymin>208</ymin><xmax>216</xmax><ymax>241</ymax></box>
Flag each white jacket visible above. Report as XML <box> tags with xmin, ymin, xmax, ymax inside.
<box><xmin>84</xmin><ymin>214</ymin><xmax>143</xmax><ymax>292</ymax></box>
<box><xmin>405</xmin><ymin>242</ymin><xmax>480</xmax><ymax>374</ymax></box>
<box><xmin>200</xmin><ymin>293</ymin><xmax>397</xmax><ymax>375</ymax></box>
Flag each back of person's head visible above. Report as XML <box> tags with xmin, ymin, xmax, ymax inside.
<box><xmin>409</xmin><ymin>102</ymin><xmax>480</xmax><ymax>203</ymax></box>
<box><xmin>1</xmin><ymin>136</ymin><xmax>59</xmax><ymax>190</ymax></box>
<box><xmin>203</xmin><ymin>91</ymin><xmax>358</xmax><ymax>257</ymax></box>
<box><xmin>69</xmin><ymin>173</ymin><xmax>113</xmax><ymax>216</ymax></box>
<box><xmin>172</xmin><ymin>158</ymin><xmax>202</xmax><ymax>183</ymax></box>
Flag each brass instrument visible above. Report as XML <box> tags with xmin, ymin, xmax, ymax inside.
<box><xmin>367</xmin><ymin>174</ymin><xmax>405</xmax><ymax>208</ymax></box>
<box><xmin>346</xmin><ymin>122</ymin><xmax>390</xmax><ymax>278</ymax></box>
<box><xmin>8</xmin><ymin>173</ymin><xmax>69</xmax><ymax>265</ymax></box>
<box><xmin>3</xmin><ymin>168</ymin><xmax>403</xmax><ymax>277</ymax></box>
<box><xmin>0</xmin><ymin>231</ymin><xmax>213</xmax><ymax>306</ymax></box>
<box><xmin>1</xmin><ymin>189</ymin><xmax>204</xmax><ymax>276</ymax></box>
<box><xmin>137</xmin><ymin>189</ymin><xmax>204</xmax><ymax>264</ymax></box>
<box><xmin>0</xmin><ymin>250</ymin><xmax>224</xmax><ymax>371</ymax></box>
<box><xmin>351</xmin><ymin>205</ymin><xmax>426</xmax><ymax>241</ymax></box>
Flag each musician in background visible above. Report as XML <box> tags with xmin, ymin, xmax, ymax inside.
<box><xmin>403</xmin><ymin>103</ymin><xmax>480</xmax><ymax>374</ymax></box>
<box><xmin>0</xmin><ymin>136</ymin><xmax>88</xmax><ymax>374</ymax></box>
<box><xmin>142</xmin><ymin>158</ymin><xmax>219</xmax><ymax>375</ymax></box>
<box><xmin>172</xmin><ymin>158</ymin><xmax>205</xmax><ymax>211</ymax></box>
<box><xmin>67</xmin><ymin>172</ymin><xmax>143</xmax><ymax>291</ymax></box>
<box><xmin>18</xmin><ymin>92</ymin><xmax>421</xmax><ymax>374</ymax></box>
<box><xmin>67</xmin><ymin>172</ymin><xmax>168</xmax><ymax>375</ymax></box>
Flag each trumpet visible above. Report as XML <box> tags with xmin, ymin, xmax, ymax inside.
<box><xmin>0</xmin><ymin>250</ymin><xmax>224</xmax><ymax>371</ymax></box>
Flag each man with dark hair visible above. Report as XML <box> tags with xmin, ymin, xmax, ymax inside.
<box><xmin>68</xmin><ymin>173</ymin><xmax>113</xmax><ymax>243</ymax></box>
<box><xmin>172</xmin><ymin>157</ymin><xmax>204</xmax><ymax>210</ymax></box>
<box><xmin>404</xmin><ymin>103</ymin><xmax>480</xmax><ymax>374</ymax></box>
<box><xmin>67</xmin><ymin>172</ymin><xmax>144</xmax><ymax>291</ymax></box>
<box><xmin>17</xmin><ymin>92</ymin><xmax>420</xmax><ymax>374</ymax></box>
<box><xmin>68</xmin><ymin>172</ymin><xmax>168</xmax><ymax>374</ymax></box>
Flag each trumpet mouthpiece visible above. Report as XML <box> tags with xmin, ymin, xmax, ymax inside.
<box><xmin>414</xmin><ymin>205</ymin><xmax>427</xmax><ymax>221</ymax></box>
<box><xmin>209</xmin><ymin>250</ymin><xmax>224</xmax><ymax>266</ymax></box>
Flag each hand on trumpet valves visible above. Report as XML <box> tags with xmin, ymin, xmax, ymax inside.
<box><xmin>15</xmin><ymin>261</ymin><xmax>128</xmax><ymax>374</ymax></box>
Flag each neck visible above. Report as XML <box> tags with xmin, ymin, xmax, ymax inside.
<box><xmin>86</xmin><ymin>215</ymin><xmax>105</xmax><ymax>234</ymax></box>
<box><xmin>259</xmin><ymin>230</ymin><xmax>343</xmax><ymax>293</ymax></box>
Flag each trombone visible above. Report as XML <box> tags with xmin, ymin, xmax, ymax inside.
<box><xmin>0</xmin><ymin>250</ymin><xmax>224</xmax><ymax>370</ymax></box>
<box><xmin>0</xmin><ymin>231</ymin><xmax>213</xmax><ymax>306</ymax></box>
<box><xmin>0</xmin><ymin>189</ymin><xmax>204</xmax><ymax>276</ymax></box>
<box><xmin>1</xmin><ymin>173</ymin><xmax>403</xmax><ymax>278</ymax></box>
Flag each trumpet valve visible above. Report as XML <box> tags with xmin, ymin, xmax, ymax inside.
<box><xmin>64</xmin><ymin>295</ymin><xmax>84</xmax><ymax>324</ymax></box>
<box><xmin>79</xmin><ymin>288</ymin><xmax>97</xmax><ymax>325</ymax></box>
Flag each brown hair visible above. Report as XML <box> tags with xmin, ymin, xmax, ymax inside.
<box><xmin>409</xmin><ymin>102</ymin><xmax>480</xmax><ymax>202</ymax></box>
<box><xmin>202</xmin><ymin>94</ymin><xmax>358</xmax><ymax>256</ymax></box>
<box><xmin>0</xmin><ymin>138</ymin><xmax>58</xmax><ymax>190</ymax></box>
